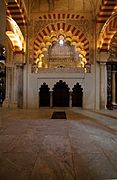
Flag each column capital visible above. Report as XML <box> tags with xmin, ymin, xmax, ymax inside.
<box><xmin>97</xmin><ymin>51</ymin><xmax>109</xmax><ymax>63</ymax></box>
<box><xmin>100</xmin><ymin>62</ymin><xmax>106</xmax><ymax>65</ymax></box>
<box><xmin>13</xmin><ymin>50</ymin><xmax>25</xmax><ymax>65</ymax></box>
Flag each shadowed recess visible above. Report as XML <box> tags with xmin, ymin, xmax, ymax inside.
<box><xmin>51</xmin><ymin>111</ymin><xmax>67</xmax><ymax>119</ymax></box>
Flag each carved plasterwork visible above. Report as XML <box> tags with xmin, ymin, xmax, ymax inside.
<box><xmin>28</xmin><ymin>19</ymin><xmax>34</xmax><ymax>38</ymax></box>
<box><xmin>67</xmin><ymin>20</ymin><xmax>90</xmax><ymax>36</ymax></box>
<box><xmin>31</xmin><ymin>67</ymin><xmax>86</xmax><ymax>73</ymax></box>
<box><xmin>97</xmin><ymin>51</ymin><xmax>109</xmax><ymax>63</ymax></box>
<box><xmin>33</xmin><ymin>18</ymin><xmax>92</xmax><ymax>38</ymax></box>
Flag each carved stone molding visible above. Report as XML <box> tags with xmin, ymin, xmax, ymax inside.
<box><xmin>33</xmin><ymin>19</ymin><xmax>92</xmax><ymax>38</ymax></box>
<box><xmin>97</xmin><ymin>51</ymin><xmax>109</xmax><ymax>63</ymax></box>
<box><xmin>31</xmin><ymin>67</ymin><xmax>86</xmax><ymax>73</ymax></box>
<box><xmin>28</xmin><ymin>20</ymin><xmax>34</xmax><ymax>38</ymax></box>
<box><xmin>67</xmin><ymin>19</ymin><xmax>91</xmax><ymax>36</ymax></box>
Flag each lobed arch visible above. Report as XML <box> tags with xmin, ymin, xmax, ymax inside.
<box><xmin>72</xmin><ymin>83</ymin><xmax>83</xmax><ymax>92</ymax></box>
<box><xmin>38</xmin><ymin>79</ymin><xmax>84</xmax><ymax>92</ymax></box>
<box><xmin>33</xmin><ymin>23</ymin><xmax>89</xmax><ymax>62</ymax></box>
<box><xmin>39</xmin><ymin>83</ymin><xmax>50</xmax><ymax>107</ymax></box>
<box><xmin>39</xmin><ymin>82</ymin><xmax>50</xmax><ymax>91</ymax></box>
<box><xmin>52</xmin><ymin>80</ymin><xmax>70</xmax><ymax>107</ymax></box>
<box><xmin>52</xmin><ymin>80</ymin><xmax>70</xmax><ymax>91</ymax></box>
<box><xmin>72</xmin><ymin>83</ymin><xmax>83</xmax><ymax>107</ymax></box>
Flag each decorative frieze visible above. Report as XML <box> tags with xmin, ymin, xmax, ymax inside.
<box><xmin>31</xmin><ymin>67</ymin><xmax>86</xmax><ymax>73</ymax></box>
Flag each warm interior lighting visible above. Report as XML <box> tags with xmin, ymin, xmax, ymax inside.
<box><xmin>34</xmin><ymin>29</ymin><xmax>88</xmax><ymax>70</ymax></box>
<box><xmin>59</xmin><ymin>39</ymin><xmax>64</xmax><ymax>45</ymax></box>
<box><xmin>6</xmin><ymin>31</ymin><xmax>23</xmax><ymax>50</ymax></box>
<box><xmin>6</xmin><ymin>16</ymin><xmax>25</xmax><ymax>51</ymax></box>
<box><xmin>38</xmin><ymin>61</ymin><xmax>42</xmax><ymax>68</ymax></box>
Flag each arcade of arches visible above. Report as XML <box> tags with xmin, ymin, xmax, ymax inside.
<box><xmin>39</xmin><ymin>81</ymin><xmax>83</xmax><ymax>107</ymax></box>
<box><xmin>0</xmin><ymin>0</ymin><xmax>117</xmax><ymax>110</ymax></box>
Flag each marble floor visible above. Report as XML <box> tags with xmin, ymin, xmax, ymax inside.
<box><xmin>0</xmin><ymin>108</ymin><xmax>117</xmax><ymax>180</ymax></box>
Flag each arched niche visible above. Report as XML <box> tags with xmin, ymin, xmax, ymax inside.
<box><xmin>72</xmin><ymin>83</ymin><xmax>83</xmax><ymax>107</ymax></box>
<box><xmin>39</xmin><ymin>83</ymin><xmax>50</xmax><ymax>107</ymax></box>
<box><xmin>52</xmin><ymin>80</ymin><xmax>70</xmax><ymax>107</ymax></box>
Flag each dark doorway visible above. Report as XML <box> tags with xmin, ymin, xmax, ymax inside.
<box><xmin>53</xmin><ymin>80</ymin><xmax>69</xmax><ymax>107</ymax></box>
<box><xmin>72</xmin><ymin>83</ymin><xmax>83</xmax><ymax>107</ymax></box>
<box><xmin>0</xmin><ymin>63</ymin><xmax>6</xmax><ymax>106</ymax></box>
<box><xmin>115</xmin><ymin>72</ymin><xmax>117</xmax><ymax>104</ymax></box>
<box><xmin>39</xmin><ymin>83</ymin><xmax>50</xmax><ymax>107</ymax></box>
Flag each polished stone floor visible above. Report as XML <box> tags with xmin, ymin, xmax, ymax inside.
<box><xmin>0</xmin><ymin>108</ymin><xmax>117</xmax><ymax>180</ymax></box>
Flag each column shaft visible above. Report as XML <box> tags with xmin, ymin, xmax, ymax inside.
<box><xmin>112</xmin><ymin>71</ymin><xmax>116</xmax><ymax>105</ymax></box>
<box><xmin>69</xmin><ymin>92</ymin><xmax>72</xmax><ymax>107</ymax></box>
<box><xmin>50</xmin><ymin>91</ymin><xmax>53</xmax><ymax>107</ymax></box>
<box><xmin>100</xmin><ymin>63</ymin><xmax>107</xmax><ymax>109</ymax></box>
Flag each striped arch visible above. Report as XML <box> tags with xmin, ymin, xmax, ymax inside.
<box><xmin>34</xmin><ymin>23</ymin><xmax>89</xmax><ymax>61</ymax></box>
<box><xmin>6</xmin><ymin>16</ymin><xmax>25</xmax><ymax>51</ymax></box>
<box><xmin>7</xmin><ymin>0</ymin><xmax>27</xmax><ymax>27</ymax></box>
<box><xmin>38</xmin><ymin>13</ymin><xmax>85</xmax><ymax>20</ymax></box>
<box><xmin>98</xmin><ymin>13</ymin><xmax>117</xmax><ymax>51</ymax></box>
<box><xmin>97</xmin><ymin>0</ymin><xmax>117</xmax><ymax>23</ymax></box>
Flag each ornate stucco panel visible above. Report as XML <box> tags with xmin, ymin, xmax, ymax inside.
<box><xmin>29</xmin><ymin>14</ymin><xmax>95</xmax><ymax>65</ymax></box>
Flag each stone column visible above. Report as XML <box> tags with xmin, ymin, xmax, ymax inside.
<box><xmin>97</xmin><ymin>51</ymin><xmax>109</xmax><ymax>109</ymax></box>
<box><xmin>3</xmin><ymin>66</ymin><xmax>13</xmax><ymax>108</ymax></box>
<box><xmin>17</xmin><ymin>65</ymin><xmax>23</xmax><ymax>108</ymax></box>
<box><xmin>69</xmin><ymin>92</ymin><xmax>72</xmax><ymax>107</ymax></box>
<box><xmin>10</xmin><ymin>65</ymin><xmax>18</xmax><ymax>108</ymax></box>
<box><xmin>100</xmin><ymin>63</ymin><xmax>107</xmax><ymax>109</ymax></box>
<box><xmin>10</xmin><ymin>51</ymin><xmax>24</xmax><ymax>108</ymax></box>
<box><xmin>106</xmin><ymin>63</ymin><xmax>112</xmax><ymax>109</ymax></box>
<box><xmin>50</xmin><ymin>91</ymin><xmax>53</xmax><ymax>107</ymax></box>
<box><xmin>112</xmin><ymin>71</ymin><xmax>116</xmax><ymax>105</ymax></box>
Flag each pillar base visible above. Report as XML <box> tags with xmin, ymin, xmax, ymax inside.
<box><xmin>112</xmin><ymin>102</ymin><xmax>117</xmax><ymax>105</ymax></box>
<box><xmin>2</xmin><ymin>98</ymin><xmax>9</xmax><ymax>108</ymax></box>
<box><xmin>112</xmin><ymin>103</ymin><xmax>117</xmax><ymax>109</ymax></box>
